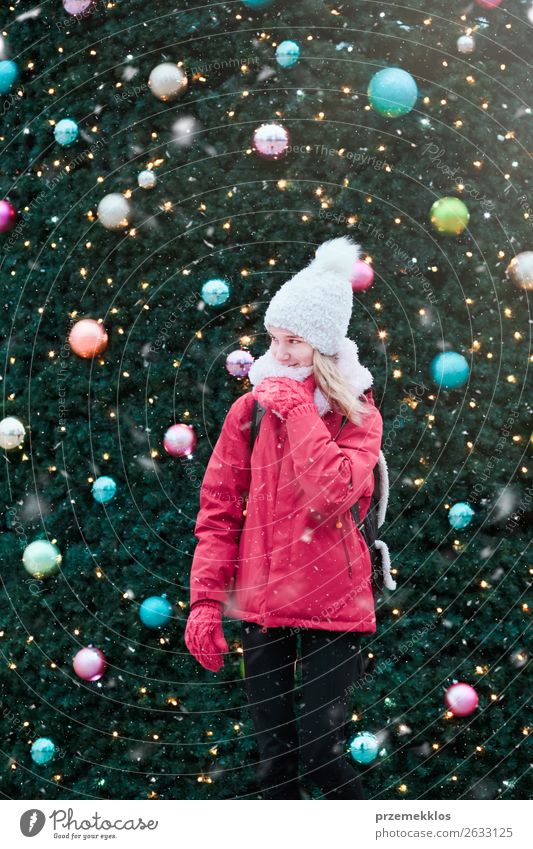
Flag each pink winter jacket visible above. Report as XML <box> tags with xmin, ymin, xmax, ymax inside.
<box><xmin>189</xmin><ymin>386</ymin><xmax>384</xmax><ymax>633</ymax></box>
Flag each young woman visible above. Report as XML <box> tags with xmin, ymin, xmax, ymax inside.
<box><xmin>185</xmin><ymin>236</ymin><xmax>386</xmax><ymax>800</ymax></box>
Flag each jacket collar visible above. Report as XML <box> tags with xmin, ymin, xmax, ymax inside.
<box><xmin>247</xmin><ymin>336</ymin><xmax>373</xmax><ymax>418</ymax></box>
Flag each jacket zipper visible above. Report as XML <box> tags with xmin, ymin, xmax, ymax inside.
<box><xmin>260</xmin><ymin>552</ymin><xmax>271</xmax><ymax>633</ymax></box>
<box><xmin>336</xmin><ymin>515</ymin><xmax>352</xmax><ymax>580</ymax></box>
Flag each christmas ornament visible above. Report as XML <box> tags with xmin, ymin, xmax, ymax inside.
<box><xmin>201</xmin><ymin>277</ymin><xmax>231</xmax><ymax>306</ymax></box>
<box><xmin>226</xmin><ymin>349</ymin><xmax>254</xmax><ymax>378</ymax></box>
<box><xmin>138</xmin><ymin>170</ymin><xmax>157</xmax><ymax>190</ymax></box>
<box><xmin>430</xmin><ymin>351</ymin><xmax>469</xmax><ymax>389</ymax></box>
<box><xmin>275</xmin><ymin>40</ymin><xmax>301</xmax><ymax>68</ymax></box>
<box><xmin>505</xmin><ymin>251</ymin><xmax>533</xmax><ymax>290</ymax></box>
<box><xmin>148</xmin><ymin>62</ymin><xmax>188</xmax><ymax>101</ymax></box>
<box><xmin>448</xmin><ymin>502</ymin><xmax>475</xmax><ymax>530</ymax></box>
<box><xmin>528</xmin><ymin>6</ymin><xmax>533</xmax><ymax>25</ymax></box>
<box><xmin>243</xmin><ymin>0</ymin><xmax>274</xmax><ymax>7</ymax></box>
<box><xmin>54</xmin><ymin>118</ymin><xmax>79</xmax><ymax>147</ymax></box>
<box><xmin>0</xmin><ymin>59</ymin><xmax>19</xmax><ymax>94</ymax></box>
<box><xmin>163</xmin><ymin>424</ymin><xmax>197</xmax><ymax>457</ymax></box>
<box><xmin>171</xmin><ymin>115</ymin><xmax>200</xmax><ymax>147</ymax></box>
<box><xmin>73</xmin><ymin>646</ymin><xmax>107</xmax><ymax>681</ymax></box>
<box><xmin>457</xmin><ymin>34</ymin><xmax>476</xmax><ymax>54</ymax></box>
<box><xmin>444</xmin><ymin>682</ymin><xmax>479</xmax><ymax>717</ymax></box>
<box><xmin>139</xmin><ymin>595</ymin><xmax>173</xmax><ymax>628</ymax></box>
<box><xmin>31</xmin><ymin>737</ymin><xmax>56</xmax><ymax>765</ymax></box>
<box><xmin>92</xmin><ymin>476</ymin><xmax>117</xmax><ymax>504</ymax></box>
<box><xmin>351</xmin><ymin>260</ymin><xmax>375</xmax><ymax>291</ymax></box>
<box><xmin>22</xmin><ymin>540</ymin><xmax>62</xmax><ymax>579</ymax></box>
<box><xmin>368</xmin><ymin>67</ymin><xmax>418</xmax><ymax>118</ymax></box>
<box><xmin>97</xmin><ymin>193</ymin><xmax>131</xmax><ymax>230</ymax></box>
<box><xmin>239</xmin><ymin>655</ymin><xmax>245</xmax><ymax>679</ymax></box>
<box><xmin>63</xmin><ymin>0</ymin><xmax>95</xmax><ymax>13</ymax></box>
<box><xmin>430</xmin><ymin>197</ymin><xmax>470</xmax><ymax>235</ymax></box>
<box><xmin>0</xmin><ymin>34</ymin><xmax>11</xmax><ymax>61</ymax></box>
<box><xmin>349</xmin><ymin>731</ymin><xmax>379</xmax><ymax>764</ymax></box>
<box><xmin>253</xmin><ymin>122</ymin><xmax>290</xmax><ymax>158</ymax></box>
<box><xmin>0</xmin><ymin>416</ymin><xmax>25</xmax><ymax>450</ymax></box>
<box><xmin>0</xmin><ymin>199</ymin><xmax>17</xmax><ymax>232</ymax></box>
<box><xmin>475</xmin><ymin>0</ymin><xmax>503</xmax><ymax>7</ymax></box>
<box><xmin>69</xmin><ymin>319</ymin><xmax>109</xmax><ymax>358</ymax></box>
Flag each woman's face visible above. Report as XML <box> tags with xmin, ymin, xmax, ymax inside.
<box><xmin>267</xmin><ymin>325</ymin><xmax>314</xmax><ymax>368</ymax></box>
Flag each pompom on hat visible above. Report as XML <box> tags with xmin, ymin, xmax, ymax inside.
<box><xmin>263</xmin><ymin>236</ymin><xmax>361</xmax><ymax>355</ymax></box>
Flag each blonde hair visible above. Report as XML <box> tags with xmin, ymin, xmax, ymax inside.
<box><xmin>312</xmin><ymin>349</ymin><xmax>372</xmax><ymax>427</ymax></box>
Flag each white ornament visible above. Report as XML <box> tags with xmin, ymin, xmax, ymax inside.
<box><xmin>457</xmin><ymin>34</ymin><xmax>476</xmax><ymax>54</ymax></box>
<box><xmin>148</xmin><ymin>62</ymin><xmax>188</xmax><ymax>102</ymax></box>
<box><xmin>97</xmin><ymin>193</ymin><xmax>131</xmax><ymax>230</ymax></box>
<box><xmin>171</xmin><ymin>115</ymin><xmax>200</xmax><ymax>147</ymax></box>
<box><xmin>138</xmin><ymin>170</ymin><xmax>157</xmax><ymax>190</ymax></box>
<box><xmin>0</xmin><ymin>416</ymin><xmax>25</xmax><ymax>450</ymax></box>
<box><xmin>528</xmin><ymin>6</ymin><xmax>533</xmax><ymax>25</ymax></box>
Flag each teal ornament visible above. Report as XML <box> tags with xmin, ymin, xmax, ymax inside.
<box><xmin>0</xmin><ymin>59</ymin><xmax>19</xmax><ymax>94</ymax></box>
<box><xmin>349</xmin><ymin>731</ymin><xmax>380</xmax><ymax>764</ymax></box>
<box><xmin>139</xmin><ymin>594</ymin><xmax>173</xmax><ymax>628</ymax></box>
<box><xmin>31</xmin><ymin>737</ymin><xmax>56</xmax><ymax>765</ymax></box>
<box><xmin>430</xmin><ymin>351</ymin><xmax>469</xmax><ymax>389</ymax></box>
<box><xmin>54</xmin><ymin>118</ymin><xmax>79</xmax><ymax>147</ymax></box>
<box><xmin>92</xmin><ymin>475</ymin><xmax>117</xmax><ymax>504</ymax></box>
<box><xmin>276</xmin><ymin>40</ymin><xmax>301</xmax><ymax>68</ymax></box>
<box><xmin>243</xmin><ymin>0</ymin><xmax>274</xmax><ymax>7</ymax></box>
<box><xmin>368</xmin><ymin>67</ymin><xmax>418</xmax><ymax>118</ymax></box>
<box><xmin>201</xmin><ymin>277</ymin><xmax>231</xmax><ymax>306</ymax></box>
<box><xmin>449</xmin><ymin>502</ymin><xmax>474</xmax><ymax>530</ymax></box>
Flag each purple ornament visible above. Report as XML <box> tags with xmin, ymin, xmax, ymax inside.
<box><xmin>226</xmin><ymin>349</ymin><xmax>254</xmax><ymax>378</ymax></box>
<box><xmin>0</xmin><ymin>199</ymin><xmax>16</xmax><ymax>232</ymax></box>
<box><xmin>63</xmin><ymin>0</ymin><xmax>94</xmax><ymax>15</ymax></box>
<box><xmin>253</xmin><ymin>122</ymin><xmax>290</xmax><ymax>158</ymax></box>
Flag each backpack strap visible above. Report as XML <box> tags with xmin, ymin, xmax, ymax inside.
<box><xmin>250</xmin><ymin>399</ymin><xmax>267</xmax><ymax>452</ymax></box>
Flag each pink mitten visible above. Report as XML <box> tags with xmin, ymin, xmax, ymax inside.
<box><xmin>252</xmin><ymin>374</ymin><xmax>316</xmax><ymax>419</ymax></box>
<box><xmin>185</xmin><ymin>600</ymin><xmax>229</xmax><ymax>672</ymax></box>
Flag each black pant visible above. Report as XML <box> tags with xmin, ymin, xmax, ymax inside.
<box><xmin>240</xmin><ymin>621</ymin><xmax>365</xmax><ymax>800</ymax></box>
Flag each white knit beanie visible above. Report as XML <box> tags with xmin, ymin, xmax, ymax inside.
<box><xmin>263</xmin><ymin>236</ymin><xmax>361</xmax><ymax>355</ymax></box>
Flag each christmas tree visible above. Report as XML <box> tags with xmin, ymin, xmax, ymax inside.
<box><xmin>0</xmin><ymin>0</ymin><xmax>530</xmax><ymax>800</ymax></box>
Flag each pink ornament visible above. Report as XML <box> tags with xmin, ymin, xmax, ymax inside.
<box><xmin>163</xmin><ymin>423</ymin><xmax>197</xmax><ymax>457</ymax></box>
<box><xmin>63</xmin><ymin>0</ymin><xmax>95</xmax><ymax>15</ymax></box>
<box><xmin>475</xmin><ymin>0</ymin><xmax>503</xmax><ymax>7</ymax></box>
<box><xmin>73</xmin><ymin>646</ymin><xmax>107</xmax><ymax>681</ymax></box>
<box><xmin>0</xmin><ymin>199</ymin><xmax>17</xmax><ymax>233</ymax></box>
<box><xmin>253</xmin><ymin>122</ymin><xmax>290</xmax><ymax>158</ymax></box>
<box><xmin>351</xmin><ymin>260</ymin><xmax>375</xmax><ymax>291</ymax></box>
<box><xmin>68</xmin><ymin>319</ymin><xmax>108</xmax><ymax>358</ymax></box>
<box><xmin>444</xmin><ymin>682</ymin><xmax>479</xmax><ymax>717</ymax></box>
<box><xmin>226</xmin><ymin>349</ymin><xmax>254</xmax><ymax>378</ymax></box>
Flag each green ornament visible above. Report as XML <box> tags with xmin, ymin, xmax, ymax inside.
<box><xmin>22</xmin><ymin>540</ymin><xmax>62</xmax><ymax>579</ymax></box>
<box><xmin>430</xmin><ymin>197</ymin><xmax>470</xmax><ymax>235</ymax></box>
<box><xmin>384</xmin><ymin>696</ymin><xmax>396</xmax><ymax>708</ymax></box>
<box><xmin>239</xmin><ymin>656</ymin><xmax>245</xmax><ymax>679</ymax></box>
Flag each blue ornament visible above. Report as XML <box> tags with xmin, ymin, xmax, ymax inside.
<box><xmin>368</xmin><ymin>67</ymin><xmax>418</xmax><ymax>118</ymax></box>
<box><xmin>430</xmin><ymin>351</ymin><xmax>470</xmax><ymax>389</ymax></box>
<box><xmin>139</xmin><ymin>595</ymin><xmax>173</xmax><ymax>629</ymax></box>
<box><xmin>0</xmin><ymin>60</ymin><xmax>19</xmax><ymax>95</ymax></box>
<box><xmin>54</xmin><ymin>118</ymin><xmax>79</xmax><ymax>147</ymax></box>
<box><xmin>201</xmin><ymin>277</ymin><xmax>231</xmax><ymax>307</ymax></box>
<box><xmin>92</xmin><ymin>476</ymin><xmax>117</xmax><ymax>504</ymax></box>
<box><xmin>449</xmin><ymin>502</ymin><xmax>475</xmax><ymax>530</ymax></box>
<box><xmin>31</xmin><ymin>737</ymin><xmax>56</xmax><ymax>765</ymax></box>
<box><xmin>275</xmin><ymin>40</ymin><xmax>301</xmax><ymax>69</ymax></box>
<box><xmin>349</xmin><ymin>731</ymin><xmax>379</xmax><ymax>764</ymax></box>
<box><xmin>242</xmin><ymin>0</ymin><xmax>274</xmax><ymax>7</ymax></box>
